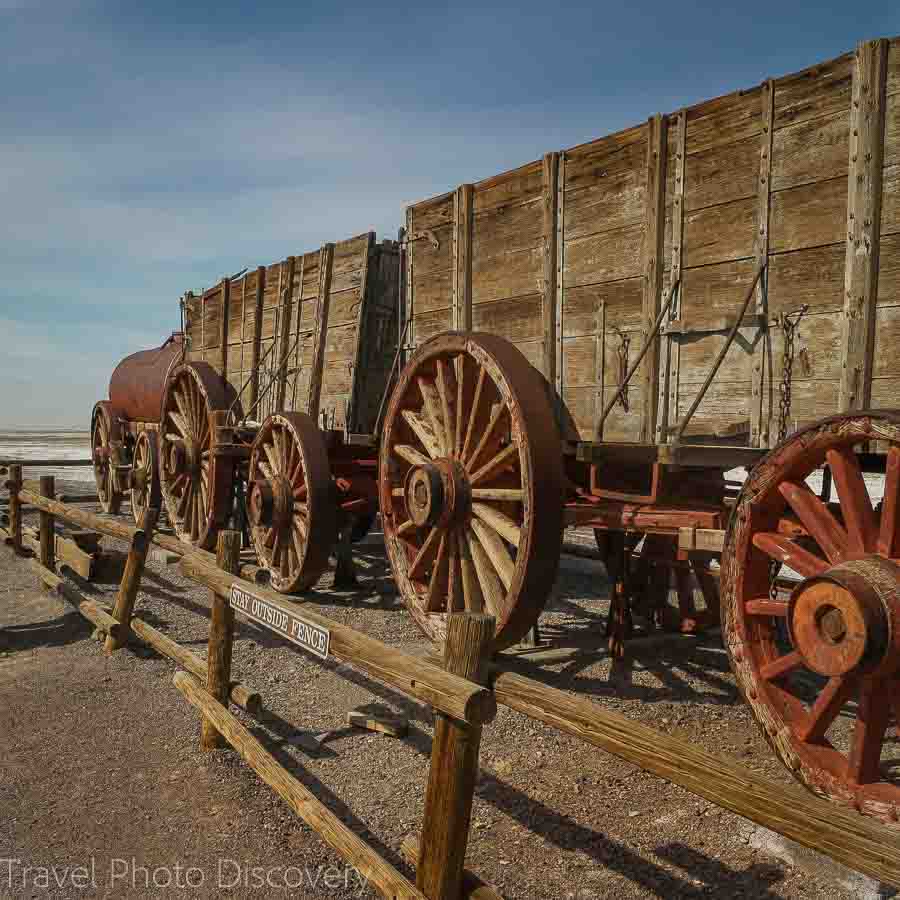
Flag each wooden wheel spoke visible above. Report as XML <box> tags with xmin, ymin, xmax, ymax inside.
<box><xmin>408</xmin><ymin>527</ymin><xmax>441</xmax><ymax>582</ymax></box>
<box><xmin>752</xmin><ymin>532</ymin><xmax>828</xmax><ymax>578</ymax></box>
<box><xmin>264</xmin><ymin>526</ymin><xmax>276</xmax><ymax>549</ymax></box>
<box><xmin>454</xmin><ymin>355</ymin><xmax>467</xmax><ymax>459</ymax></box>
<box><xmin>760</xmin><ymin>649</ymin><xmax>803</xmax><ymax>682</ymax></box>
<box><xmin>401</xmin><ymin>409</ymin><xmax>443</xmax><ymax>459</ymax></box>
<box><xmin>466</xmin><ymin>527</ymin><xmax>505</xmax><ymax>619</ymax></box>
<box><xmin>795</xmin><ymin>675</ymin><xmax>856</xmax><ymax>743</ymax></box>
<box><xmin>259</xmin><ymin>460</ymin><xmax>275</xmax><ymax>482</ymax></box>
<box><xmin>470</xmin><ymin>487</ymin><xmax>523</xmax><ymax>501</ymax></box>
<box><xmin>263</xmin><ymin>441</ymin><xmax>280</xmax><ymax>475</ymax></box>
<box><xmin>470</xmin><ymin>519</ymin><xmax>516</xmax><ymax>590</ymax></box>
<box><xmin>878</xmin><ymin>446</ymin><xmax>900</xmax><ymax>557</ymax></box>
<box><xmin>292</xmin><ymin>521</ymin><xmax>307</xmax><ymax>561</ymax></box>
<box><xmin>471</xmin><ymin>501</ymin><xmax>521</xmax><ymax>545</ymax></box>
<box><xmin>272</xmin><ymin>531</ymin><xmax>284</xmax><ymax>568</ymax></box>
<box><xmin>293</xmin><ymin>483</ymin><xmax>308</xmax><ymax>500</ymax></box>
<box><xmin>436</xmin><ymin>358</ymin><xmax>456</xmax><ymax>457</ymax></box>
<box><xmin>418</xmin><ymin>376</ymin><xmax>446</xmax><ymax>455</ymax></box>
<box><xmin>778</xmin><ymin>481</ymin><xmax>849</xmax><ymax>564</ymax></box>
<box><xmin>396</xmin><ymin>519</ymin><xmax>416</xmax><ymax>537</ymax></box>
<box><xmin>470</xmin><ymin>442</ymin><xmax>518</xmax><ymax>488</ymax></box>
<box><xmin>424</xmin><ymin>535</ymin><xmax>449</xmax><ymax>612</ymax></box>
<box><xmin>461</xmin><ymin>366</ymin><xmax>487</xmax><ymax>463</ymax></box>
<box><xmin>457</xmin><ymin>529</ymin><xmax>484</xmax><ymax>613</ymax></box>
<box><xmin>447</xmin><ymin>531</ymin><xmax>464</xmax><ymax>612</ymax></box>
<box><xmin>394</xmin><ymin>444</ymin><xmax>429</xmax><ymax>467</ymax></box>
<box><xmin>174</xmin><ymin>387</ymin><xmax>193</xmax><ymax>433</ymax></box>
<box><xmin>847</xmin><ymin>681</ymin><xmax>891</xmax><ymax>785</ymax></box>
<box><xmin>293</xmin><ymin>512</ymin><xmax>308</xmax><ymax>540</ymax></box>
<box><xmin>826</xmin><ymin>447</ymin><xmax>877</xmax><ymax>553</ymax></box>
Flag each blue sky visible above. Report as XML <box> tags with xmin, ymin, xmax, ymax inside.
<box><xmin>1</xmin><ymin>0</ymin><xmax>898</xmax><ymax>426</ymax></box>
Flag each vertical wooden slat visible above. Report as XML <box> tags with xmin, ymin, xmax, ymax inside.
<box><xmin>452</xmin><ymin>185</ymin><xmax>474</xmax><ymax>331</ymax></box>
<box><xmin>238</xmin><ymin>276</ymin><xmax>247</xmax><ymax>412</ymax></box>
<box><xmin>219</xmin><ymin>277</ymin><xmax>230</xmax><ymax>379</ymax></box>
<box><xmin>200</xmin><ymin>289</ymin><xmax>206</xmax><ymax>366</ymax></box>
<box><xmin>594</xmin><ymin>299</ymin><xmax>607</xmax><ymax>439</ymax></box>
<box><xmin>405</xmin><ymin>208</ymin><xmax>415</xmax><ymax>357</ymax></box>
<box><xmin>290</xmin><ymin>254</ymin><xmax>306</xmax><ymax>413</ymax></box>
<box><xmin>249</xmin><ymin>266</ymin><xmax>266</xmax><ymax>415</ymax></box>
<box><xmin>554</xmin><ymin>154</ymin><xmax>566</xmax><ymax>400</ymax></box>
<box><xmin>640</xmin><ymin>114</ymin><xmax>668</xmax><ymax>442</ymax></box>
<box><xmin>542</xmin><ymin>152</ymin><xmax>560</xmax><ymax>386</ymax></box>
<box><xmin>656</xmin><ymin>110</ymin><xmax>686</xmax><ymax>443</ymax></box>
<box><xmin>275</xmin><ymin>257</ymin><xmax>296</xmax><ymax>413</ymax></box>
<box><xmin>752</xmin><ymin>79</ymin><xmax>775</xmax><ymax>448</ymax></box>
<box><xmin>308</xmin><ymin>244</ymin><xmax>334</xmax><ymax>425</ymax></box>
<box><xmin>347</xmin><ymin>234</ymin><xmax>375</xmax><ymax>433</ymax></box>
<box><xmin>840</xmin><ymin>39</ymin><xmax>888</xmax><ymax>412</ymax></box>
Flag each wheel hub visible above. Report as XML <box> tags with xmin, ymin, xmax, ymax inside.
<box><xmin>248</xmin><ymin>477</ymin><xmax>293</xmax><ymax>529</ymax></box>
<box><xmin>404</xmin><ymin>459</ymin><xmax>470</xmax><ymax>529</ymax></box>
<box><xmin>790</xmin><ymin>557</ymin><xmax>900</xmax><ymax>677</ymax></box>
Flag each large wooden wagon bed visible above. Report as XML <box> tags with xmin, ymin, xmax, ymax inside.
<box><xmin>378</xmin><ymin>38</ymin><xmax>900</xmax><ymax>823</ymax></box>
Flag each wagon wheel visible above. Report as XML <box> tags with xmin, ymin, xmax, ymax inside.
<box><xmin>159</xmin><ymin>362</ymin><xmax>235</xmax><ymax>550</ymax></box>
<box><xmin>130</xmin><ymin>430</ymin><xmax>160</xmax><ymax>526</ymax></box>
<box><xmin>91</xmin><ymin>401</ymin><xmax>125</xmax><ymax>514</ymax></box>
<box><xmin>379</xmin><ymin>333</ymin><xmax>564</xmax><ymax>651</ymax></box>
<box><xmin>247</xmin><ymin>412</ymin><xmax>335</xmax><ymax>593</ymax></box>
<box><xmin>722</xmin><ymin>410</ymin><xmax>900</xmax><ymax>824</ymax></box>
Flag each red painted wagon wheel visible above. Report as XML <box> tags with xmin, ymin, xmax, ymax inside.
<box><xmin>247</xmin><ymin>412</ymin><xmax>335</xmax><ymax>593</ymax></box>
<box><xmin>722</xmin><ymin>410</ymin><xmax>900</xmax><ymax>824</ymax></box>
<box><xmin>159</xmin><ymin>362</ymin><xmax>235</xmax><ymax>550</ymax></box>
<box><xmin>130</xmin><ymin>430</ymin><xmax>160</xmax><ymax>526</ymax></box>
<box><xmin>379</xmin><ymin>333</ymin><xmax>564</xmax><ymax>651</ymax></box>
<box><xmin>91</xmin><ymin>400</ymin><xmax>125</xmax><ymax>514</ymax></box>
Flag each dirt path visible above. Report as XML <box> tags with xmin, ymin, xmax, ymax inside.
<box><xmin>0</xmin><ymin>523</ymin><xmax>866</xmax><ymax>899</ymax></box>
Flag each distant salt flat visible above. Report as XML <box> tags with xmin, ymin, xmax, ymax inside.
<box><xmin>0</xmin><ymin>429</ymin><xmax>94</xmax><ymax>489</ymax></box>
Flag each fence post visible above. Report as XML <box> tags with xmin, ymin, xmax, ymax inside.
<box><xmin>105</xmin><ymin>506</ymin><xmax>159</xmax><ymax>653</ymax></box>
<box><xmin>200</xmin><ymin>529</ymin><xmax>241</xmax><ymax>751</ymax></box>
<box><xmin>8</xmin><ymin>464</ymin><xmax>22</xmax><ymax>554</ymax></box>
<box><xmin>39</xmin><ymin>475</ymin><xmax>55</xmax><ymax>570</ymax></box>
<box><xmin>417</xmin><ymin>613</ymin><xmax>494</xmax><ymax>900</ymax></box>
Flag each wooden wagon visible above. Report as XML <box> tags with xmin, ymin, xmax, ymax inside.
<box><xmin>92</xmin><ymin>231</ymin><xmax>400</xmax><ymax>590</ymax></box>
<box><xmin>378</xmin><ymin>37</ymin><xmax>900</xmax><ymax>823</ymax></box>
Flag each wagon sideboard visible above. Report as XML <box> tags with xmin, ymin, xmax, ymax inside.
<box><xmin>183</xmin><ymin>232</ymin><xmax>400</xmax><ymax>436</ymax></box>
<box><xmin>403</xmin><ymin>37</ymin><xmax>900</xmax><ymax>452</ymax></box>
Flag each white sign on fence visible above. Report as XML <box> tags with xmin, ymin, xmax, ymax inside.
<box><xmin>228</xmin><ymin>585</ymin><xmax>330</xmax><ymax>660</ymax></box>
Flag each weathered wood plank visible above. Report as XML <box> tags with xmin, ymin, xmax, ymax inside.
<box><xmin>878</xmin><ymin>232</ymin><xmax>900</xmax><ymax>304</ymax></box>
<box><xmin>542</xmin><ymin>152</ymin><xmax>559</xmax><ymax>384</ymax></box>
<box><xmin>473</xmin><ymin>160</ymin><xmax>542</xmax><ymax>213</ymax></box>
<box><xmin>563</xmin><ymin>124</ymin><xmax>646</xmax><ymax>192</ymax></box>
<box><xmin>471</xmin><ymin>245</ymin><xmax>542</xmax><ymax>305</ymax></box>
<box><xmin>839</xmin><ymin>39</ymin><xmax>888</xmax><ymax>411</ymax></box>
<box><xmin>685</xmin><ymin>87</ymin><xmax>763</xmax><ymax>156</ymax></box>
<box><xmin>882</xmin><ymin>164</ymin><xmax>900</xmax><ymax>236</ymax></box>
<box><xmin>769</xmin><ymin>176</ymin><xmax>847</xmax><ymax>253</ymax></box>
<box><xmin>774</xmin><ymin>53</ymin><xmax>854</xmax><ymax>130</ymax></box>
<box><xmin>453</xmin><ymin>184</ymin><xmax>474</xmax><ymax>331</ymax></box>
<box><xmin>471</xmin><ymin>294</ymin><xmax>543</xmax><ymax>343</ymax></box>
<box><xmin>307</xmin><ymin>244</ymin><xmax>334</xmax><ymax>423</ymax></box>
<box><xmin>563</xmin><ymin>222</ymin><xmax>644</xmax><ymax>288</ymax></box>
<box><xmin>684</xmin><ymin>134</ymin><xmax>757</xmax><ymax>212</ymax></box>
<box><xmin>683</xmin><ymin>196</ymin><xmax>757</xmax><ymax>267</ymax></box>
<box><xmin>249</xmin><ymin>266</ymin><xmax>265</xmax><ymax>412</ymax></box>
<box><xmin>563</xmin><ymin>277</ymin><xmax>644</xmax><ymax>337</ymax></box>
<box><xmin>472</xmin><ymin>195</ymin><xmax>542</xmax><ymax>257</ymax></box>
<box><xmin>771</xmin><ymin>109</ymin><xmax>850</xmax><ymax>192</ymax></box>
<box><xmin>641</xmin><ymin>114</ymin><xmax>667</xmax><ymax>442</ymax></box>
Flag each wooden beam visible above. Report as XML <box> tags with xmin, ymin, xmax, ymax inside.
<box><xmin>417</xmin><ymin>613</ymin><xmax>494</xmax><ymax>900</ymax></box>
<box><xmin>554</xmin><ymin>154</ymin><xmax>566</xmax><ymax>398</ymax></box>
<box><xmin>400</xmin><ymin>834</ymin><xmax>502</xmax><ymax>900</ymax></box>
<box><xmin>542</xmin><ymin>152</ymin><xmax>560</xmax><ymax>388</ymax></box>
<box><xmin>307</xmin><ymin>243</ymin><xmax>334</xmax><ymax>424</ymax></box>
<box><xmin>640</xmin><ymin>114</ymin><xmax>668</xmax><ymax>442</ymax></box>
<box><xmin>405</xmin><ymin>208</ymin><xmax>415</xmax><ymax>354</ymax></box>
<box><xmin>219</xmin><ymin>277</ymin><xmax>230</xmax><ymax>377</ymax></box>
<box><xmin>491</xmin><ymin>667</ymin><xmax>900</xmax><ymax>889</ymax></box>
<box><xmin>39</xmin><ymin>475</ymin><xmax>54</xmax><ymax>570</ymax></box>
<box><xmin>656</xmin><ymin>110</ymin><xmax>686</xmax><ymax>444</ymax></box>
<box><xmin>105</xmin><ymin>506</ymin><xmax>158</xmax><ymax>653</ymax></box>
<box><xmin>275</xmin><ymin>257</ymin><xmax>296</xmax><ymax>413</ymax></box>
<box><xmin>178</xmin><ymin>553</ymin><xmax>496</xmax><ymax>726</ymax></box>
<box><xmin>347</xmin><ymin>234</ymin><xmax>375</xmax><ymax>432</ymax></box>
<box><xmin>201</xmin><ymin>530</ymin><xmax>240</xmax><ymax>750</ymax></box>
<box><xmin>249</xmin><ymin>266</ymin><xmax>266</xmax><ymax>412</ymax></box>
<box><xmin>174</xmin><ymin>672</ymin><xmax>427</xmax><ymax>900</ymax></box>
<box><xmin>840</xmin><ymin>38</ymin><xmax>889</xmax><ymax>412</ymax></box>
<box><xmin>453</xmin><ymin>185</ymin><xmax>474</xmax><ymax>331</ymax></box>
<box><xmin>752</xmin><ymin>79</ymin><xmax>775</xmax><ymax>448</ymax></box>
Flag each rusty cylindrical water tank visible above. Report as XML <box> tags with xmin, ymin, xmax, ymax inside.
<box><xmin>108</xmin><ymin>333</ymin><xmax>184</xmax><ymax>422</ymax></box>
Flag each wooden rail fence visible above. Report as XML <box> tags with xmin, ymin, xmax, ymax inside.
<box><xmin>3</xmin><ymin>472</ymin><xmax>900</xmax><ymax>895</ymax></box>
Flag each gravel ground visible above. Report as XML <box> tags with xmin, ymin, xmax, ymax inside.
<box><xmin>0</xmin><ymin>488</ymin><xmax>871</xmax><ymax>899</ymax></box>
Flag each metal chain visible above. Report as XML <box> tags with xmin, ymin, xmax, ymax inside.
<box><xmin>776</xmin><ymin>304</ymin><xmax>809</xmax><ymax>442</ymax></box>
<box><xmin>615</xmin><ymin>329</ymin><xmax>631</xmax><ymax>411</ymax></box>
